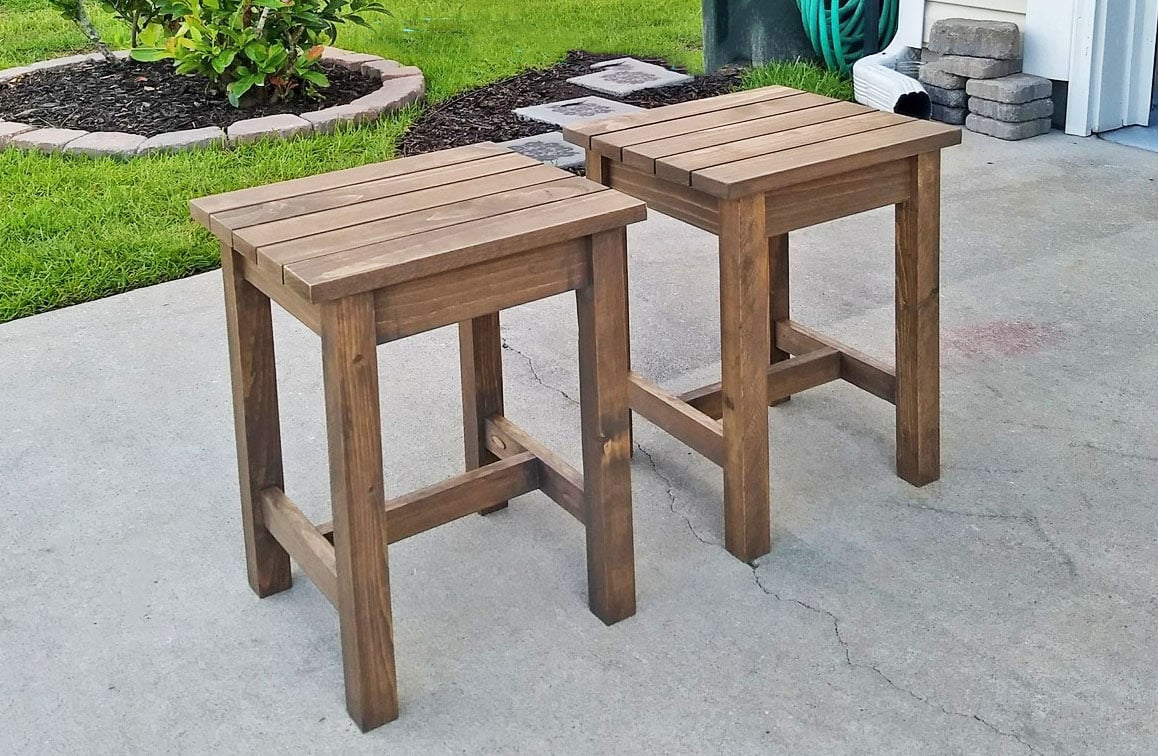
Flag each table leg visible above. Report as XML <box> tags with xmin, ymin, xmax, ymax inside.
<box><xmin>577</xmin><ymin>229</ymin><xmax>636</xmax><ymax>625</ymax></box>
<box><xmin>719</xmin><ymin>195</ymin><xmax>772</xmax><ymax>562</ymax></box>
<box><xmin>320</xmin><ymin>293</ymin><xmax>399</xmax><ymax>731</ymax></box>
<box><xmin>460</xmin><ymin>313</ymin><xmax>507</xmax><ymax>514</ymax></box>
<box><xmin>221</xmin><ymin>245</ymin><xmax>292</xmax><ymax>598</ymax></box>
<box><xmin>769</xmin><ymin>232</ymin><xmax>791</xmax><ymax>406</ymax></box>
<box><xmin>895</xmin><ymin>152</ymin><xmax>941</xmax><ymax>486</ymax></box>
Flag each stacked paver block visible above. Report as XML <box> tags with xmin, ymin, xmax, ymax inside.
<box><xmin>922</xmin><ymin>18</ymin><xmax>1052</xmax><ymax>140</ymax></box>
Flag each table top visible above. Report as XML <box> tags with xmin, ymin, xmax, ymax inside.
<box><xmin>563</xmin><ymin>86</ymin><xmax>961</xmax><ymax>199</ymax></box>
<box><xmin>190</xmin><ymin>143</ymin><xmax>646</xmax><ymax>303</ymax></box>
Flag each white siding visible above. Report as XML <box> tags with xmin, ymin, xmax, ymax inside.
<box><xmin>923</xmin><ymin>0</ymin><xmax>1027</xmax><ymax>41</ymax></box>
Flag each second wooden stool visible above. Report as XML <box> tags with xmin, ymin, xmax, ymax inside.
<box><xmin>191</xmin><ymin>143</ymin><xmax>648</xmax><ymax>731</ymax></box>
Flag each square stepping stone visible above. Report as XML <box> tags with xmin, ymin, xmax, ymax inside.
<box><xmin>500</xmin><ymin>132</ymin><xmax>585</xmax><ymax>169</ymax></box>
<box><xmin>514</xmin><ymin>96</ymin><xmax>643</xmax><ymax>127</ymax></box>
<box><xmin>567</xmin><ymin>58</ymin><xmax>693</xmax><ymax>96</ymax></box>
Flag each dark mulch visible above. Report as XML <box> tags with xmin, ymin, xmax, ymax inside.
<box><xmin>398</xmin><ymin>51</ymin><xmax>745</xmax><ymax>157</ymax></box>
<box><xmin>0</xmin><ymin>60</ymin><xmax>379</xmax><ymax>137</ymax></box>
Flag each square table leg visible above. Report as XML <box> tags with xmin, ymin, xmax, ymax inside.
<box><xmin>895</xmin><ymin>152</ymin><xmax>941</xmax><ymax>486</ymax></box>
<box><xmin>769</xmin><ymin>232</ymin><xmax>791</xmax><ymax>406</ymax></box>
<box><xmin>719</xmin><ymin>195</ymin><xmax>772</xmax><ymax>562</ymax></box>
<box><xmin>221</xmin><ymin>246</ymin><xmax>292</xmax><ymax>598</ymax></box>
<box><xmin>577</xmin><ymin>229</ymin><xmax>636</xmax><ymax>625</ymax></box>
<box><xmin>460</xmin><ymin>312</ymin><xmax>508</xmax><ymax>514</ymax></box>
<box><xmin>320</xmin><ymin>293</ymin><xmax>400</xmax><ymax>731</ymax></box>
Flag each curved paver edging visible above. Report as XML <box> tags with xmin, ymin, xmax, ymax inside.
<box><xmin>0</xmin><ymin>47</ymin><xmax>424</xmax><ymax>158</ymax></box>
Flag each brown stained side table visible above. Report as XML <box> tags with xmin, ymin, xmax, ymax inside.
<box><xmin>564</xmin><ymin>86</ymin><xmax>961</xmax><ymax>563</ymax></box>
<box><xmin>190</xmin><ymin>143</ymin><xmax>647</xmax><ymax>731</ymax></box>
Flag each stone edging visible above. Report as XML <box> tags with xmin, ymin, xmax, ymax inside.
<box><xmin>0</xmin><ymin>47</ymin><xmax>424</xmax><ymax>158</ymax></box>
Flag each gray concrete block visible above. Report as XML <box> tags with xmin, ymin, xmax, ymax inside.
<box><xmin>966</xmin><ymin>113</ymin><xmax>1051</xmax><ymax>140</ymax></box>
<box><xmin>301</xmin><ymin>103</ymin><xmax>383</xmax><ymax>134</ymax></box>
<box><xmin>968</xmin><ymin>97</ymin><xmax>1054</xmax><ymax>123</ymax></box>
<box><xmin>360</xmin><ymin>59</ymin><xmax>424</xmax><ymax>81</ymax></box>
<box><xmin>137</xmin><ymin>127</ymin><xmax>225</xmax><ymax>154</ymax></box>
<box><xmin>64</xmin><ymin>131</ymin><xmax>147</xmax><ymax>158</ymax></box>
<box><xmin>0</xmin><ymin>65</ymin><xmax>34</xmax><ymax>83</ymax></box>
<box><xmin>226</xmin><ymin>114</ymin><xmax>313</xmax><ymax>145</ymax></box>
<box><xmin>514</xmin><ymin>97</ymin><xmax>644</xmax><ymax>127</ymax></box>
<box><xmin>918</xmin><ymin>62</ymin><xmax>966</xmax><ymax>90</ymax></box>
<box><xmin>966</xmin><ymin>73</ymin><xmax>1052</xmax><ymax>104</ymax></box>
<box><xmin>0</xmin><ymin>121</ymin><xmax>35</xmax><ymax>145</ymax></box>
<box><xmin>320</xmin><ymin>47</ymin><xmax>381</xmax><ymax>70</ymax></box>
<box><xmin>935</xmin><ymin>54</ymin><xmax>1021</xmax><ymax>80</ymax></box>
<box><xmin>925</xmin><ymin>83</ymin><xmax>967</xmax><ymax>109</ymax></box>
<box><xmin>567</xmin><ymin>58</ymin><xmax>692</xmax><ymax>96</ymax></box>
<box><xmin>931</xmin><ymin>103</ymin><xmax>967</xmax><ymax>125</ymax></box>
<box><xmin>928</xmin><ymin>18</ymin><xmax>1021</xmax><ymax>59</ymax></box>
<box><xmin>499</xmin><ymin>131</ymin><xmax>585</xmax><ymax>169</ymax></box>
<box><xmin>346</xmin><ymin>76</ymin><xmax>426</xmax><ymax>111</ymax></box>
<box><xmin>9</xmin><ymin>127</ymin><xmax>88</xmax><ymax>153</ymax></box>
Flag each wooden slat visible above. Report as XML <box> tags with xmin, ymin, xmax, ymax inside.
<box><xmin>680</xmin><ymin>347</ymin><xmax>841</xmax><ymax>419</ymax></box>
<box><xmin>594</xmin><ymin>92</ymin><xmax>843</xmax><ymax>162</ymax></box>
<box><xmin>775</xmin><ymin>320</ymin><xmax>897</xmax><ymax>403</ymax></box>
<box><xmin>628</xmin><ymin>372</ymin><xmax>725</xmax><ymax>466</ymax></box>
<box><xmin>257</xmin><ymin>172</ymin><xmax>593</xmax><ymax>271</ymax></box>
<box><xmin>215</xmin><ymin>152</ymin><xmax>536</xmax><ymax>244</ymax></box>
<box><xmin>691</xmin><ymin>119</ymin><xmax>962</xmax><ymax>199</ymax></box>
<box><xmin>190</xmin><ymin>142</ymin><xmax>507</xmax><ymax>229</ymax></box>
<box><xmin>375</xmin><ymin>239</ymin><xmax>589</xmax><ymax>343</ymax></box>
<box><xmin>241</xmin><ymin>162</ymin><xmax>564</xmax><ymax>262</ymax></box>
<box><xmin>605</xmin><ymin>161</ymin><xmax>719</xmax><ymax>234</ymax></box>
<box><xmin>387</xmin><ymin>452</ymin><xmax>540</xmax><ymax>541</ymax></box>
<box><xmin>895</xmin><ymin>152</ymin><xmax>941</xmax><ymax>485</ymax></box>
<box><xmin>658</xmin><ymin>109</ymin><xmax>908</xmax><ymax>186</ymax></box>
<box><xmin>259</xmin><ymin>487</ymin><xmax>338</xmax><ymax>607</ymax></box>
<box><xmin>764</xmin><ymin>158</ymin><xmax>911</xmax><ymax>237</ymax></box>
<box><xmin>562</xmin><ymin>85</ymin><xmax>800</xmax><ymax>148</ymax></box>
<box><xmin>284</xmin><ymin>190</ymin><xmax>647</xmax><ymax>302</ymax></box>
<box><xmin>485</xmin><ymin>415</ymin><xmax>585</xmax><ymax>523</ymax></box>
<box><xmin>622</xmin><ymin>99</ymin><xmax>867</xmax><ymax>174</ymax></box>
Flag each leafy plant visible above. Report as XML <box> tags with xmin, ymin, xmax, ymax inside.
<box><xmin>133</xmin><ymin>0</ymin><xmax>387</xmax><ymax>107</ymax></box>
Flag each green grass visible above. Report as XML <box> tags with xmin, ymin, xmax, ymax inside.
<box><xmin>0</xmin><ymin>0</ymin><xmax>848</xmax><ymax>323</ymax></box>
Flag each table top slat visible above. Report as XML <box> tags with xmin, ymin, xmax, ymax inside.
<box><xmin>623</xmin><ymin>99</ymin><xmax>870</xmax><ymax>174</ymax></box>
<box><xmin>190</xmin><ymin>142</ymin><xmax>508</xmax><ymax>228</ymax></box>
<box><xmin>692</xmin><ymin>119</ymin><xmax>962</xmax><ymax>198</ymax></box>
<box><xmin>284</xmin><ymin>190</ymin><xmax>647</xmax><ymax>301</ymax></box>
<box><xmin>257</xmin><ymin>172</ymin><xmax>602</xmax><ymax>270</ymax></box>
<box><xmin>212</xmin><ymin>151</ymin><xmax>537</xmax><ymax>241</ymax></box>
<box><xmin>657</xmin><ymin>109</ymin><xmax>908</xmax><ymax>185</ymax></box>
<box><xmin>562</xmin><ymin>85</ymin><xmax>798</xmax><ymax>148</ymax></box>
<box><xmin>236</xmin><ymin>162</ymin><xmax>564</xmax><ymax>260</ymax></box>
<box><xmin>589</xmin><ymin>91</ymin><xmax>848</xmax><ymax>160</ymax></box>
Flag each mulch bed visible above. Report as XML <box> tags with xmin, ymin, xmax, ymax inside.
<box><xmin>398</xmin><ymin>51</ymin><xmax>744</xmax><ymax>157</ymax></box>
<box><xmin>0</xmin><ymin>60</ymin><xmax>379</xmax><ymax>137</ymax></box>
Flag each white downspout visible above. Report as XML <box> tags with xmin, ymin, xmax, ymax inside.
<box><xmin>851</xmin><ymin>0</ymin><xmax>931</xmax><ymax>117</ymax></box>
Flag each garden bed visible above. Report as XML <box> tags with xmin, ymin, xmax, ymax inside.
<box><xmin>398</xmin><ymin>51</ymin><xmax>745</xmax><ymax>156</ymax></box>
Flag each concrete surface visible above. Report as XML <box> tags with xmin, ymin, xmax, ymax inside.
<box><xmin>1</xmin><ymin>130</ymin><xmax>1157</xmax><ymax>754</ymax></box>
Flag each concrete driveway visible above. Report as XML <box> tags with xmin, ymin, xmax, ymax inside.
<box><xmin>1</xmin><ymin>130</ymin><xmax>1155</xmax><ymax>754</ymax></box>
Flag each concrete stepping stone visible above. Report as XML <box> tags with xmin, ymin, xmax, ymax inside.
<box><xmin>514</xmin><ymin>96</ymin><xmax>643</xmax><ymax>127</ymax></box>
<box><xmin>499</xmin><ymin>132</ymin><xmax>585</xmax><ymax>169</ymax></box>
<box><xmin>567</xmin><ymin>58</ymin><xmax>693</xmax><ymax>96</ymax></box>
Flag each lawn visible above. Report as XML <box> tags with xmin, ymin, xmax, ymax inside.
<box><xmin>0</xmin><ymin>0</ymin><xmax>849</xmax><ymax>323</ymax></box>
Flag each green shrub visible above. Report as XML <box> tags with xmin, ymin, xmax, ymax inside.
<box><xmin>132</xmin><ymin>0</ymin><xmax>387</xmax><ymax>107</ymax></box>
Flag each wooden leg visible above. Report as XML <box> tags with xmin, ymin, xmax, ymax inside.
<box><xmin>719</xmin><ymin>195</ymin><xmax>772</xmax><ymax>562</ymax></box>
<box><xmin>895</xmin><ymin>152</ymin><xmax>941</xmax><ymax>486</ymax></box>
<box><xmin>320</xmin><ymin>293</ymin><xmax>399</xmax><ymax>731</ymax></box>
<box><xmin>768</xmin><ymin>233</ymin><xmax>791</xmax><ymax>406</ymax></box>
<box><xmin>576</xmin><ymin>229</ymin><xmax>636</xmax><ymax>625</ymax></box>
<box><xmin>459</xmin><ymin>313</ymin><xmax>507</xmax><ymax>514</ymax></box>
<box><xmin>221</xmin><ymin>244</ymin><xmax>292</xmax><ymax>598</ymax></box>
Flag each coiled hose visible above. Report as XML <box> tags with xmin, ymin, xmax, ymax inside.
<box><xmin>796</xmin><ymin>0</ymin><xmax>900</xmax><ymax>74</ymax></box>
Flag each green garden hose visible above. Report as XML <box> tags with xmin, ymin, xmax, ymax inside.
<box><xmin>796</xmin><ymin>0</ymin><xmax>900</xmax><ymax>74</ymax></box>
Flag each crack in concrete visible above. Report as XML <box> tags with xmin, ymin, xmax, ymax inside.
<box><xmin>633</xmin><ymin>443</ymin><xmax>715</xmax><ymax>546</ymax></box>
<box><xmin>501</xmin><ymin>338</ymin><xmax>579</xmax><ymax>405</ymax></box>
<box><xmin>1075</xmin><ymin>441</ymin><xmax>1158</xmax><ymax>464</ymax></box>
<box><xmin>750</xmin><ymin>569</ymin><xmax>1043</xmax><ymax>755</ymax></box>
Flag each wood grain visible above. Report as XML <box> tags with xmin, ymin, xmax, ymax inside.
<box><xmin>486</xmin><ymin>416</ymin><xmax>586</xmax><ymax>523</ymax></box>
<box><xmin>260</xmin><ymin>487</ymin><xmax>338</xmax><ymax>606</ymax></box>
<box><xmin>775</xmin><ymin>320</ymin><xmax>897</xmax><ymax>403</ymax></box>
<box><xmin>629</xmin><ymin>372</ymin><xmax>725</xmax><ymax>466</ymax></box>
<box><xmin>460</xmin><ymin>313</ymin><xmax>508</xmax><ymax>514</ymax></box>
<box><xmin>681</xmin><ymin>348</ymin><xmax>841</xmax><ymax>420</ymax></box>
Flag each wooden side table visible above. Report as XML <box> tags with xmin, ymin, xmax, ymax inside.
<box><xmin>565</xmin><ymin>86</ymin><xmax>961</xmax><ymax>562</ymax></box>
<box><xmin>190</xmin><ymin>143</ymin><xmax>647</xmax><ymax>731</ymax></box>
